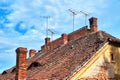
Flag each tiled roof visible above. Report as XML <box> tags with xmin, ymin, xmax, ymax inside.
<box><xmin>0</xmin><ymin>31</ymin><xmax>120</xmax><ymax>80</ymax></box>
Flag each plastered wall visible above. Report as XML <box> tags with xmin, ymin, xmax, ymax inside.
<box><xmin>69</xmin><ymin>43</ymin><xmax>120</xmax><ymax>80</ymax></box>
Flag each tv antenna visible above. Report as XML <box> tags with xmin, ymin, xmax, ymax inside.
<box><xmin>68</xmin><ymin>9</ymin><xmax>79</xmax><ymax>31</ymax></box>
<box><xmin>80</xmin><ymin>11</ymin><xmax>89</xmax><ymax>26</ymax></box>
<box><xmin>48</xmin><ymin>29</ymin><xmax>55</xmax><ymax>41</ymax></box>
<box><xmin>40</xmin><ymin>16</ymin><xmax>50</xmax><ymax>37</ymax></box>
<box><xmin>48</xmin><ymin>29</ymin><xmax>56</xmax><ymax>49</ymax></box>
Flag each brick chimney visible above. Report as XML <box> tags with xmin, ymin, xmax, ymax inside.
<box><xmin>15</xmin><ymin>47</ymin><xmax>28</xmax><ymax>80</ymax></box>
<box><xmin>61</xmin><ymin>33</ymin><xmax>68</xmax><ymax>44</ymax></box>
<box><xmin>89</xmin><ymin>17</ymin><xmax>98</xmax><ymax>32</ymax></box>
<box><xmin>41</xmin><ymin>45</ymin><xmax>45</xmax><ymax>51</ymax></box>
<box><xmin>45</xmin><ymin>37</ymin><xmax>51</xmax><ymax>50</ymax></box>
<box><xmin>45</xmin><ymin>37</ymin><xmax>50</xmax><ymax>45</ymax></box>
<box><xmin>29</xmin><ymin>49</ymin><xmax>36</xmax><ymax>57</ymax></box>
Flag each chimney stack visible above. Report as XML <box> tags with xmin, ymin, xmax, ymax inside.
<box><xmin>61</xmin><ymin>33</ymin><xmax>68</xmax><ymax>44</ymax></box>
<box><xmin>29</xmin><ymin>49</ymin><xmax>36</xmax><ymax>57</ymax></box>
<box><xmin>45</xmin><ymin>37</ymin><xmax>50</xmax><ymax>45</ymax></box>
<box><xmin>15</xmin><ymin>47</ymin><xmax>28</xmax><ymax>80</ymax></box>
<box><xmin>45</xmin><ymin>37</ymin><xmax>51</xmax><ymax>50</ymax></box>
<box><xmin>89</xmin><ymin>17</ymin><xmax>98</xmax><ymax>32</ymax></box>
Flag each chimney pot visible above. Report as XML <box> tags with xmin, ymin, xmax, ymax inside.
<box><xmin>15</xmin><ymin>47</ymin><xmax>27</xmax><ymax>80</ymax></box>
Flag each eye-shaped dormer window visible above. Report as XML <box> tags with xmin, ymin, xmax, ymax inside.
<box><xmin>27</xmin><ymin>62</ymin><xmax>42</xmax><ymax>70</ymax></box>
<box><xmin>2</xmin><ymin>71</ymin><xmax>7</xmax><ymax>75</ymax></box>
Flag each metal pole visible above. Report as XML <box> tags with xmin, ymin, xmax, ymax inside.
<box><xmin>80</xmin><ymin>11</ymin><xmax>88</xmax><ymax>26</ymax></box>
<box><xmin>68</xmin><ymin>9</ymin><xmax>77</xmax><ymax>32</ymax></box>
<box><xmin>85</xmin><ymin>15</ymin><xmax>86</xmax><ymax>26</ymax></box>
<box><xmin>40</xmin><ymin>16</ymin><xmax>50</xmax><ymax>38</ymax></box>
<box><xmin>73</xmin><ymin>14</ymin><xmax>75</xmax><ymax>31</ymax></box>
<box><xmin>46</xmin><ymin>17</ymin><xmax>48</xmax><ymax>37</ymax></box>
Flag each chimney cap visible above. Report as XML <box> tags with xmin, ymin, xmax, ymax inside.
<box><xmin>61</xmin><ymin>33</ymin><xmax>67</xmax><ymax>36</ymax></box>
<box><xmin>45</xmin><ymin>37</ymin><xmax>50</xmax><ymax>40</ymax></box>
<box><xmin>16</xmin><ymin>47</ymin><xmax>28</xmax><ymax>53</ymax></box>
<box><xmin>30</xmin><ymin>49</ymin><xmax>36</xmax><ymax>52</ymax></box>
<box><xmin>89</xmin><ymin>17</ymin><xmax>97</xmax><ymax>21</ymax></box>
<box><xmin>30</xmin><ymin>49</ymin><xmax>36</xmax><ymax>51</ymax></box>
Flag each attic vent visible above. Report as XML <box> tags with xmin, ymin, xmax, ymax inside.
<box><xmin>111</xmin><ymin>53</ymin><xmax>114</xmax><ymax>60</ymax></box>
<box><xmin>2</xmin><ymin>71</ymin><xmax>7</xmax><ymax>75</ymax></box>
<box><xmin>27</xmin><ymin>62</ymin><xmax>42</xmax><ymax>70</ymax></box>
<box><xmin>11</xmin><ymin>68</ymin><xmax>16</xmax><ymax>73</ymax></box>
<box><xmin>110</xmin><ymin>53</ymin><xmax>115</xmax><ymax>63</ymax></box>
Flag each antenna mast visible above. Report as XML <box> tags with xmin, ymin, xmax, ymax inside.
<box><xmin>68</xmin><ymin>9</ymin><xmax>78</xmax><ymax>31</ymax></box>
<box><xmin>40</xmin><ymin>16</ymin><xmax>50</xmax><ymax>37</ymax></box>
<box><xmin>80</xmin><ymin>11</ymin><xmax>89</xmax><ymax>26</ymax></box>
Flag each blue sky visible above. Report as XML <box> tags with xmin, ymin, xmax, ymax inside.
<box><xmin>0</xmin><ymin>0</ymin><xmax>120</xmax><ymax>73</ymax></box>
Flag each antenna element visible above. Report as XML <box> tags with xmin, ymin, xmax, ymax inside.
<box><xmin>68</xmin><ymin>9</ymin><xmax>78</xmax><ymax>31</ymax></box>
<box><xmin>80</xmin><ymin>11</ymin><xmax>89</xmax><ymax>26</ymax></box>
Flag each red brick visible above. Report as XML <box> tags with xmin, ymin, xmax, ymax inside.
<box><xmin>15</xmin><ymin>47</ymin><xmax>27</xmax><ymax>80</ymax></box>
